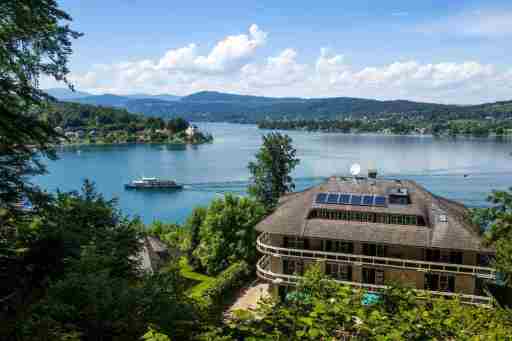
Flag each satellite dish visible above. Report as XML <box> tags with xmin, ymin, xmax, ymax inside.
<box><xmin>350</xmin><ymin>163</ymin><xmax>361</xmax><ymax>176</ymax></box>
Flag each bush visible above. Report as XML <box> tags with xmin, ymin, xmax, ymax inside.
<box><xmin>192</xmin><ymin>261</ymin><xmax>251</xmax><ymax>320</ymax></box>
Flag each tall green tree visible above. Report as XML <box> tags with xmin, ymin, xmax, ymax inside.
<box><xmin>248</xmin><ymin>132</ymin><xmax>300</xmax><ymax>210</ymax></box>
<box><xmin>0</xmin><ymin>0</ymin><xmax>81</xmax><ymax>236</ymax></box>
<box><xmin>193</xmin><ymin>194</ymin><xmax>264</xmax><ymax>275</ymax></box>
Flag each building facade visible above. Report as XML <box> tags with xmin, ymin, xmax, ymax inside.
<box><xmin>255</xmin><ymin>176</ymin><xmax>496</xmax><ymax>306</ymax></box>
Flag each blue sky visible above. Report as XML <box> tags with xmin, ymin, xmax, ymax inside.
<box><xmin>43</xmin><ymin>0</ymin><xmax>512</xmax><ymax>103</ymax></box>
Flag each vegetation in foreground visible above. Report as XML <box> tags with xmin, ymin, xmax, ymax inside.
<box><xmin>200</xmin><ymin>264</ymin><xmax>512</xmax><ymax>340</ymax></box>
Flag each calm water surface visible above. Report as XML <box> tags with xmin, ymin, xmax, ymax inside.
<box><xmin>36</xmin><ymin>123</ymin><xmax>512</xmax><ymax>224</ymax></box>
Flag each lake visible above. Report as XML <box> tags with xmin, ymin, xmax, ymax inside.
<box><xmin>36</xmin><ymin>123</ymin><xmax>512</xmax><ymax>224</ymax></box>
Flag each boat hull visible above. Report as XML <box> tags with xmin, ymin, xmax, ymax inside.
<box><xmin>124</xmin><ymin>184</ymin><xmax>183</xmax><ymax>190</ymax></box>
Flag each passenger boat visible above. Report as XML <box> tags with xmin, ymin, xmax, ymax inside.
<box><xmin>124</xmin><ymin>177</ymin><xmax>183</xmax><ymax>190</ymax></box>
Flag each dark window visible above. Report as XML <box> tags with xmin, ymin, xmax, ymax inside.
<box><xmin>426</xmin><ymin>249</ymin><xmax>441</xmax><ymax>262</ymax></box>
<box><xmin>425</xmin><ymin>273</ymin><xmax>455</xmax><ymax>292</ymax></box>
<box><xmin>363</xmin><ymin>243</ymin><xmax>376</xmax><ymax>256</ymax></box>
<box><xmin>326</xmin><ymin>263</ymin><xmax>352</xmax><ymax>281</ymax></box>
<box><xmin>362</xmin><ymin>268</ymin><xmax>376</xmax><ymax>284</ymax></box>
<box><xmin>450</xmin><ymin>251</ymin><xmax>463</xmax><ymax>264</ymax></box>
<box><xmin>363</xmin><ymin>243</ymin><xmax>385</xmax><ymax>257</ymax></box>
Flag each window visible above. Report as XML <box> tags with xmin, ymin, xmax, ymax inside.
<box><xmin>426</xmin><ymin>249</ymin><xmax>441</xmax><ymax>262</ymax></box>
<box><xmin>363</xmin><ymin>243</ymin><xmax>386</xmax><ymax>257</ymax></box>
<box><xmin>283</xmin><ymin>259</ymin><xmax>304</xmax><ymax>275</ymax></box>
<box><xmin>362</xmin><ymin>268</ymin><xmax>384</xmax><ymax>285</ymax></box>
<box><xmin>322</xmin><ymin>240</ymin><xmax>353</xmax><ymax>253</ymax></box>
<box><xmin>284</xmin><ymin>237</ymin><xmax>306</xmax><ymax>249</ymax></box>
<box><xmin>450</xmin><ymin>251</ymin><xmax>463</xmax><ymax>264</ymax></box>
<box><xmin>309</xmin><ymin>210</ymin><xmax>420</xmax><ymax>226</ymax></box>
<box><xmin>425</xmin><ymin>273</ymin><xmax>455</xmax><ymax>292</ymax></box>
<box><xmin>326</xmin><ymin>263</ymin><xmax>352</xmax><ymax>281</ymax></box>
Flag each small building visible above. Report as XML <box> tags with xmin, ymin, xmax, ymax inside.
<box><xmin>186</xmin><ymin>125</ymin><xmax>198</xmax><ymax>138</ymax></box>
<box><xmin>255</xmin><ymin>175</ymin><xmax>496</xmax><ymax>306</ymax></box>
<box><xmin>136</xmin><ymin>236</ymin><xmax>180</xmax><ymax>274</ymax></box>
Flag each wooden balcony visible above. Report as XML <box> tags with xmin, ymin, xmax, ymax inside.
<box><xmin>257</xmin><ymin>232</ymin><xmax>496</xmax><ymax>280</ymax></box>
<box><xmin>256</xmin><ymin>255</ymin><xmax>492</xmax><ymax>307</ymax></box>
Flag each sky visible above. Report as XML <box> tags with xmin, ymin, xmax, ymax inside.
<box><xmin>41</xmin><ymin>0</ymin><xmax>512</xmax><ymax>104</ymax></box>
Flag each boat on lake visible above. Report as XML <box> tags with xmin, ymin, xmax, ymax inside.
<box><xmin>125</xmin><ymin>177</ymin><xmax>183</xmax><ymax>190</ymax></box>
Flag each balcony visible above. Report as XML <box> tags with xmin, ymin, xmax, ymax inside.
<box><xmin>256</xmin><ymin>255</ymin><xmax>492</xmax><ymax>306</ymax></box>
<box><xmin>257</xmin><ymin>232</ymin><xmax>496</xmax><ymax>280</ymax></box>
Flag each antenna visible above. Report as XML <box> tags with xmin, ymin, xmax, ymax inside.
<box><xmin>350</xmin><ymin>163</ymin><xmax>361</xmax><ymax>177</ymax></box>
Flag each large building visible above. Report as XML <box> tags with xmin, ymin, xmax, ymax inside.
<box><xmin>255</xmin><ymin>175</ymin><xmax>496</xmax><ymax>306</ymax></box>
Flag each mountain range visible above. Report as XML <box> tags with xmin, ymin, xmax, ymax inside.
<box><xmin>45</xmin><ymin>88</ymin><xmax>512</xmax><ymax>123</ymax></box>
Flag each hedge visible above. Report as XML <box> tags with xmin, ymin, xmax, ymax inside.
<box><xmin>191</xmin><ymin>261</ymin><xmax>251</xmax><ymax>320</ymax></box>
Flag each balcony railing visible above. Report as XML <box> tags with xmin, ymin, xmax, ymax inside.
<box><xmin>256</xmin><ymin>255</ymin><xmax>492</xmax><ymax>306</ymax></box>
<box><xmin>257</xmin><ymin>232</ymin><xmax>496</xmax><ymax>280</ymax></box>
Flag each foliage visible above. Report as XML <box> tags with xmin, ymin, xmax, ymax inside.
<box><xmin>248</xmin><ymin>132</ymin><xmax>300</xmax><ymax>210</ymax></box>
<box><xmin>192</xmin><ymin>261</ymin><xmax>251</xmax><ymax>320</ymax></box>
<box><xmin>200</xmin><ymin>265</ymin><xmax>512</xmax><ymax>340</ymax></box>
<box><xmin>44</xmin><ymin>101</ymin><xmax>210</xmax><ymax>145</ymax></box>
<box><xmin>472</xmin><ymin>189</ymin><xmax>512</xmax><ymax>284</ymax></box>
<box><xmin>0</xmin><ymin>0</ymin><xmax>81</xmax><ymax>233</ymax></box>
<box><xmin>18</xmin><ymin>180</ymin><xmax>143</xmax><ymax>281</ymax></box>
<box><xmin>184</xmin><ymin>207</ymin><xmax>207</xmax><ymax>269</ymax></box>
<box><xmin>146</xmin><ymin>221</ymin><xmax>190</xmax><ymax>252</ymax></box>
<box><xmin>19</xmin><ymin>260</ymin><xmax>195</xmax><ymax>340</ymax></box>
<box><xmin>258</xmin><ymin>117</ymin><xmax>511</xmax><ymax>137</ymax></box>
<box><xmin>142</xmin><ymin>327</ymin><xmax>171</xmax><ymax>341</ymax></box>
<box><xmin>192</xmin><ymin>194</ymin><xmax>265</xmax><ymax>274</ymax></box>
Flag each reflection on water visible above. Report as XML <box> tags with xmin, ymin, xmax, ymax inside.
<box><xmin>38</xmin><ymin>123</ymin><xmax>512</xmax><ymax>223</ymax></box>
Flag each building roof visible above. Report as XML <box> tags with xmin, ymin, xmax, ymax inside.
<box><xmin>256</xmin><ymin>176</ymin><xmax>494</xmax><ymax>253</ymax></box>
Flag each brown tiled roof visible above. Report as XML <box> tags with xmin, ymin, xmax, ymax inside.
<box><xmin>256</xmin><ymin>176</ymin><xmax>494</xmax><ymax>253</ymax></box>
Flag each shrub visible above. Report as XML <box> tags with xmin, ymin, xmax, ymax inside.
<box><xmin>192</xmin><ymin>261</ymin><xmax>251</xmax><ymax>320</ymax></box>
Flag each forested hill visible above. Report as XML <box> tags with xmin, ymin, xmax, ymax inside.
<box><xmin>53</xmin><ymin>89</ymin><xmax>512</xmax><ymax>123</ymax></box>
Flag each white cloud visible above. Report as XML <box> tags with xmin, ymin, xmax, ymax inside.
<box><xmin>157</xmin><ymin>24</ymin><xmax>267</xmax><ymax>73</ymax></box>
<box><xmin>417</xmin><ymin>10</ymin><xmax>512</xmax><ymax>38</ymax></box>
<box><xmin>241</xmin><ymin>48</ymin><xmax>307</xmax><ymax>88</ymax></box>
<box><xmin>43</xmin><ymin>24</ymin><xmax>512</xmax><ymax>104</ymax></box>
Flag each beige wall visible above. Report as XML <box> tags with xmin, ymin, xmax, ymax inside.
<box><xmin>271</xmin><ymin>255</ymin><xmax>282</xmax><ymax>274</ymax></box>
<box><xmin>384</xmin><ymin>268</ymin><xmax>418</xmax><ymax>288</ymax></box>
<box><xmin>455</xmin><ymin>274</ymin><xmax>475</xmax><ymax>295</ymax></box>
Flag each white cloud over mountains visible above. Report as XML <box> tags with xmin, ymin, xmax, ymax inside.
<box><xmin>44</xmin><ymin>24</ymin><xmax>512</xmax><ymax>104</ymax></box>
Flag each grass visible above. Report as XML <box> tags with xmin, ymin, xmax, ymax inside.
<box><xmin>176</xmin><ymin>258</ymin><xmax>216</xmax><ymax>298</ymax></box>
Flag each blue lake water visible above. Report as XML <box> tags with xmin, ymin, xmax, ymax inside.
<box><xmin>36</xmin><ymin>123</ymin><xmax>512</xmax><ymax>224</ymax></box>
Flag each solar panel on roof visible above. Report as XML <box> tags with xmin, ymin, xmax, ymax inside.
<box><xmin>374</xmin><ymin>196</ymin><xmax>386</xmax><ymax>206</ymax></box>
<box><xmin>350</xmin><ymin>195</ymin><xmax>362</xmax><ymax>205</ymax></box>
<box><xmin>339</xmin><ymin>194</ymin><xmax>351</xmax><ymax>204</ymax></box>
<box><xmin>327</xmin><ymin>193</ymin><xmax>340</xmax><ymax>204</ymax></box>
<box><xmin>315</xmin><ymin>193</ymin><xmax>327</xmax><ymax>204</ymax></box>
<box><xmin>362</xmin><ymin>195</ymin><xmax>374</xmax><ymax>206</ymax></box>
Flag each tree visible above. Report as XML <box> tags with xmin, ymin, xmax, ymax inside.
<box><xmin>472</xmin><ymin>189</ymin><xmax>512</xmax><ymax>284</ymax></box>
<box><xmin>184</xmin><ymin>206</ymin><xmax>207</xmax><ymax>269</ymax></box>
<box><xmin>18</xmin><ymin>180</ymin><xmax>143</xmax><ymax>285</ymax></box>
<box><xmin>192</xmin><ymin>194</ymin><xmax>264</xmax><ymax>275</ymax></box>
<box><xmin>248</xmin><ymin>132</ymin><xmax>300</xmax><ymax>210</ymax></box>
<box><xmin>0</xmin><ymin>0</ymin><xmax>81</xmax><ymax>238</ymax></box>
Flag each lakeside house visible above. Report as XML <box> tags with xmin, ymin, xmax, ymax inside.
<box><xmin>186</xmin><ymin>125</ymin><xmax>198</xmax><ymax>138</ymax></box>
<box><xmin>137</xmin><ymin>236</ymin><xmax>177</xmax><ymax>274</ymax></box>
<box><xmin>255</xmin><ymin>173</ymin><xmax>496</xmax><ymax>306</ymax></box>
